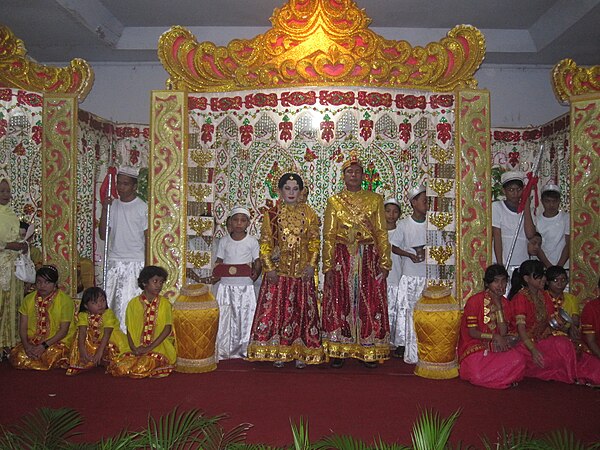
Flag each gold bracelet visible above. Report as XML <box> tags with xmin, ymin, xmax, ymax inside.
<box><xmin>480</xmin><ymin>333</ymin><xmax>493</xmax><ymax>340</ymax></box>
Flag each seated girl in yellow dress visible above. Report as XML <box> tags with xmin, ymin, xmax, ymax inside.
<box><xmin>10</xmin><ymin>265</ymin><xmax>74</xmax><ymax>370</ymax></box>
<box><xmin>66</xmin><ymin>287</ymin><xmax>130</xmax><ymax>375</ymax></box>
<box><xmin>107</xmin><ymin>266</ymin><xmax>175</xmax><ymax>378</ymax></box>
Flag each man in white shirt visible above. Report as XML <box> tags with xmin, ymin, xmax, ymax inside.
<box><xmin>99</xmin><ymin>166</ymin><xmax>148</xmax><ymax>332</ymax></box>
<box><xmin>534</xmin><ymin>184</ymin><xmax>569</xmax><ymax>268</ymax></box>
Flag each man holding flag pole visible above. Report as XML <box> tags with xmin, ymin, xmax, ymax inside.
<box><xmin>99</xmin><ymin>165</ymin><xmax>148</xmax><ymax>333</ymax></box>
<box><xmin>492</xmin><ymin>146</ymin><xmax>544</xmax><ymax>274</ymax></box>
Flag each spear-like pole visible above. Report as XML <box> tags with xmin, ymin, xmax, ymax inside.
<box><xmin>102</xmin><ymin>174</ymin><xmax>113</xmax><ymax>292</ymax></box>
<box><xmin>504</xmin><ymin>144</ymin><xmax>545</xmax><ymax>268</ymax></box>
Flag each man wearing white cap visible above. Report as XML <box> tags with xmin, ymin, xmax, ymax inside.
<box><xmin>394</xmin><ymin>185</ymin><xmax>428</xmax><ymax>364</ymax></box>
<box><xmin>534</xmin><ymin>184</ymin><xmax>569</xmax><ymax>268</ymax></box>
<box><xmin>321</xmin><ymin>152</ymin><xmax>392</xmax><ymax>368</ymax></box>
<box><xmin>99</xmin><ymin>166</ymin><xmax>147</xmax><ymax>332</ymax></box>
<box><xmin>492</xmin><ymin>171</ymin><xmax>535</xmax><ymax>268</ymax></box>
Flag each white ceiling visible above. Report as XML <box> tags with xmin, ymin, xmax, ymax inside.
<box><xmin>2</xmin><ymin>0</ymin><xmax>600</xmax><ymax>66</ymax></box>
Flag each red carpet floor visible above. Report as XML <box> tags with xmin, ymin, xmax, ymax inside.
<box><xmin>0</xmin><ymin>357</ymin><xmax>599</xmax><ymax>447</ymax></box>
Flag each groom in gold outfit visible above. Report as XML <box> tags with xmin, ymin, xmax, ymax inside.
<box><xmin>321</xmin><ymin>151</ymin><xmax>392</xmax><ymax>368</ymax></box>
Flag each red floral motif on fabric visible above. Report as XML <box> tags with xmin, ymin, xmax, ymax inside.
<box><xmin>359</xmin><ymin>119</ymin><xmax>373</xmax><ymax>142</ymax></box>
<box><xmin>522</xmin><ymin>129</ymin><xmax>542</xmax><ymax>141</ymax></box>
<box><xmin>210</xmin><ymin>96</ymin><xmax>242</xmax><ymax>112</ymax></box>
<box><xmin>245</xmin><ymin>93</ymin><xmax>277</xmax><ymax>108</ymax></box>
<box><xmin>0</xmin><ymin>119</ymin><xmax>7</xmax><ymax>138</ymax></box>
<box><xmin>508</xmin><ymin>150</ymin><xmax>520</xmax><ymax>167</ymax></box>
<box><xmin>430</xmin><ymin>95</ymin><xmax>454</xmax><ymax>109</ymax></box>
<box><xmin>399</xmin><ymin>122</ymin><xmax>412</xmax><ymax>143</ymax></box>
<box><xmin>320</xmin><ymin>120</ymin><xmax>334</xmax><ymax>142</ymax></box>
<box><xmin>31</xmin><ymin>125</ymin><xmax>42</xmax><ymax>144</ymax></box>
<box><xmin>201</xmin><ymin>122</ymin><xmax>214</xmax><ymax>144</ymax></box>
<box><xmin>188</xmin><ymin>96</ymin><xmax>208</xmax><ymax>111</ymax></box>
<box><xmin>12</xmin><ymin>142</ymin><xmax>26</xmax><ymax>156</ymax></box>
<box><xmin>139</xmin><ymin>294</ymin><xmax>160</xmax><ymax>346</ymax></box>
<box><xmin>0</xmin><ymin>89</ymin><xmax>12</xmax><ymax>101</ymax></box>
<box><xmin>240</xmin><ymin>123</ymin><xmax>254</xmax><ymax>146</ymax></box>
<box><xmin>32</xmin><ymin>291</ymin><xmax>58</xmax><ymax>345</ymax></box>
<box><xmin>395</xmin><ymin>94</ymin><xmax>427</xmax><ymax>110</ymax></box>
<box><xmin>318</xmin><ymin>90</ymin><xmax>355</xmax><ymax>106</ymax></box>
<box><xmin>436</xmin><ymin>122</ymin><xmax>452</xmax><ymax>144</ymax></box>
<box><xmin>358</xmin><ymin>91</ymin><xmax>392</xmax><ymax>108</ymax></box>
<box><xmin>115</xmin><ymin>127</ymin><xmax>140</xmax><ymax>138</ymax></box>
<box><xmin>129</xmin><ymin>148</ymin><xmax>140</xmax><ymax>165</ymax></box>
<box><xmin>279</xmin><ymin>121</ymin><xmax>293</xmax><ymax>142</ymax></box>
<box><xmin>280</xmin><ymin>91</ymin><xmax>316</xmax><ymax>107</ymax></box>
<box><xmin>304</xmin><ymin>147</ymin><xmax>318</xmax><ymax>162</ymax></box>
<box><xmin>17</xmin><ymin>90</ymin><xmax>43</xmax><ymax>107</ymax></box>
<box><xmin>493</xmin><ymin>131</ymin><xmax>521</xmax><ymax>142</ymax></box>
<box><xmin>88</xmin><ymin>314</ymin><xmax>104</xmax><ymax>343</ymax></box>
<box><xmin>142</xmin><ymin>128</ymin><xmax>150</xmax><ymax>139</ymax></box>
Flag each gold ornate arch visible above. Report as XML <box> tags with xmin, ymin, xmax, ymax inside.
<box><xmin>158</xmin><ymin>0</ymin><xmax>485</xmax><ymax>93</ymax></box>
<box><xmin>0</xmin><ymin>25</ymin><xmax>94</xmax><ymax>102</ymax></box>
<box><xmin>552</xmin><ymin>59</ymin><xmax>600</xmax><ymax>105</ymax></box>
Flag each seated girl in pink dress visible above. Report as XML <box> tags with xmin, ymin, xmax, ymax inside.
<box><xmin>506</xmin><ymin>260</ymin><xmax>576</xmax><ymax>384</ymax></box>
<box><xmin>578</xmin><ymin>278</ymin><xmax>600</xmax><ymax>386</ymax></box>
<box><xmin>458</xmin><ymin>264</ymin><xmax>526</xmax><ymax>389</ymax></box>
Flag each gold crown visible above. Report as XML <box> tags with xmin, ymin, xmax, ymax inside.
<box><xmin>341</xmin><ymin>150</ymin><xmax>364</xmax><ymax>171</ymax></box>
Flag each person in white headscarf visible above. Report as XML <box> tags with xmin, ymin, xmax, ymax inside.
<box><xmin>99</xmin><ymin>166</ymin><xmax>147</xmax><ymax>333</ymax></box>
<box><xmin>0</xmin><ymin>168</ymin><xmax>28</xmax><ymax>357</ymax></box>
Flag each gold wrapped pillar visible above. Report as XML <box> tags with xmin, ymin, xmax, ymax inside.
<box><xmin>149</xmin><ymin>90</ymin><xmax>188</xmax><ymax>300</ymax></box>
<box><xmin>455</xmin><ymin>89</ymin><xmax>491</xmax><ymax>303</ymax></box>
<box><xmin>41</xmin><ymin>94</ymin><xmax>78</xmax><ymax>296</ymax></box>
<box><xmin>569</xmin><ymin>94</ymin><xmax>600</xmax><ymax>300</ymax></box>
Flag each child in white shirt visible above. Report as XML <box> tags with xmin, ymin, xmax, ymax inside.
<box><xmin>214</xmin><ymin>207</ymin><xmax>261</xmax><ymax>360</ymax></box>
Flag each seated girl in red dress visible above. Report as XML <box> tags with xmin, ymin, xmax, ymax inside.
<box><xmin>507</xmin><ymin>260</ymin><xmax>576</xmax><ymax>383</ymax></box>
<box><xmin>578</xmin><ymin>278</ymin><xmax>600</xmax><ymax>386</ymax></box>
<box><xmin>458</xmin><ymin>264</ymin><xmax>526</xmax><ymax>389</ymax></box>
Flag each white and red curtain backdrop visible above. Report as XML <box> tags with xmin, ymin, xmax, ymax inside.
<box><xmin>187</xmin><ymin>86</ymin><xmax>456</xmax><ymax>287</ymax></box>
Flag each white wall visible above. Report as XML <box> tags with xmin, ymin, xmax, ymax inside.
<box><xmin>80</xmin><ymin>62</ymin><xmax>569</xmax><ymax>128</ymax></box>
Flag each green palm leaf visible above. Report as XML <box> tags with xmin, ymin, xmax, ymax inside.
<box><xmin>411</xmin><ymin>409</ymin><xmax>460</xmax><ymax>450</ymax></box>
<box><xmin>290</xmin><ymin>417</ymin><xmax>311</xmax><ymax>450</ymax></box>
<box><xmin>139</xmin><ymin>407</ymin><xmax>222</xmax><ymax>449</ymax></box>
<box><xmin>199</xmin><ymin>421</ymin><xmax>253</xmax><ymax>450</ymax></box>
<box><xmin>6</xmin><ymin>407</ymin><xmax>82</xmax><ymax>450</ymax></box>
<box><xmin>95</xmin><ymin>429</ymin><xmax>142</xmax><ymax>450</ymax></box>
<box><xmin>312</xmin><ymin>434</ymin><xmax>371</xmax><ymax>450</ymax></box>
<box><xmin>539</xmin><ymin>429</ymin><xmax>593</xmax><ymax>450</ymax></box>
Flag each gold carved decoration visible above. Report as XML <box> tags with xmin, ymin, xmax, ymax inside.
<box><xmin>190</xmin><ymin>149</ymin><xmax>214</xmax><ymax>167</ymax></box>
<box><xmin>149</xmin><ymin>91</ymin><xmax>188</xmax><ymax>301</ymax></box>
<box><xmin>189</xmin><ymin>184</ymin><xmax>213</xmax><ymax>203</ymax></box>
<box><xmin>429</xmin><ymin>245</ymin><xmax>454</xmax><ymax>265</ymax></box>
<box><xmin>41</xmin><ymin>94</ymin><xmax>78</xmax><ymax>296</ymax></box>
<box><xmin>0</xmin><ymin>25</ymin><xmax>94</xmax><ymax>102</ymax></box>
<box><xmin>552</xmin><ymin>59</ymin><xmax>600</xmax><ymax>105</ymax></box>
<box><xmin>455</xmin><ymin>90</ymin><xmax>491</xmax><ymax>304</ymax></box>
<box><xmin>569</xmin><ymin>95</ymin><xmax>600</xmax><ymax>300</ymax></box>
<box><xmin>187</xmin><ymin>250</ymin><xmax>211</xmax><ymax>268</ymax></box>
<box><xmin>158</xmin><ymin>0</ymin><xmax>485</xmax><ymax>92</ymax></box>
<box><xmin>429</xmin><ymin>212</ymin><xmax>453</xmax><ymax>231</ymax></box>
<box><xmin>189</xmin><ymin>217</ymin><xmax>213</xmax><ymax>236</ymax></box>
<box><xmin>429</xmin><ymin>178</ymin><xmax>454</xmax><ymax>197</ymax></box>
